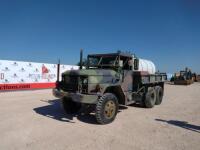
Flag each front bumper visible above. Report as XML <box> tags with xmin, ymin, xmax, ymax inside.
<box><xmin>52</xmin><ymin>88</ymin><xmax>99</xmax><ymax>104</ymax></box>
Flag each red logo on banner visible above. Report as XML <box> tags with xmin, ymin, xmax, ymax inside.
<box><xmin>42</xmin><ymin>65</ymin><xmax>49</xmax><ymax>74</ymax></box>
<box><xmin>42</xmin><ymin>65</ymin><xmax>55</xmax><ymax>80</ymax></box>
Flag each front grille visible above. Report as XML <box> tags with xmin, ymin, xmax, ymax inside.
<box><xmin>80</xmin><ymin>76</ymin><xmax>88</xmax><ymax>94</ymax></box>
<box><xmin>61</xmin><ymin>76</ymin><xmax>79</xmax><ymax>92</ymax></box>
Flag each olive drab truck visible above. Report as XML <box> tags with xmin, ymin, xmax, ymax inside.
<box><xmin>53</xmin><ymin>50</ymin><xmax>167</xmax><ymax>124</ymax></box>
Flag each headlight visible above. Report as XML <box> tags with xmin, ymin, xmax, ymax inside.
<box><xmin>82</xmin><ymin>78</ymin><xmax>88</xmax><ymax>84</ymax></box>
<box><xmin>80</xmin><ymin>77</ymin><xmax>88</xmax><ymax>93</ymax></box>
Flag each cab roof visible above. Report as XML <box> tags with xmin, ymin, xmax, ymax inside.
<box><xmin>88</xmin><ymin>51</ymin><xmax>133</xmax><ymax>58</ymax></box>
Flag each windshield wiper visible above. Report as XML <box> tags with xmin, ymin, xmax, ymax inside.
<box><xmin>98</xmin><ymin>57</ymin><xmax>103</xmax><ymax>66</ymax></box>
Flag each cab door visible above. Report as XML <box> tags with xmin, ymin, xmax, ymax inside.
<box><xmin>119</xmin><ymin>57</ymin><xmax>134</xmax><ymax>105</ymax></box>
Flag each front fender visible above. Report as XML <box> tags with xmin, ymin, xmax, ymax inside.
<box><xmin>103</xmin><ymin>85</ymin><xmax>126</xmax><ymax>105</ymax></box>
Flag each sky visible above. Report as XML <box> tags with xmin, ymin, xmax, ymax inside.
<box><xmin>0</xmin><ymin>0</ymin><xmax>199</xmax><ymax>73</ymax></box>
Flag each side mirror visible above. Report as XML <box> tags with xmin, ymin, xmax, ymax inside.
<box><xmin>134</xmin><ymin>59</ymin><xmax>139</xmax><ymax>70</ymax></box>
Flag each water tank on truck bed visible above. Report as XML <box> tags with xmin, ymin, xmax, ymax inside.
<box><xmin>132</xmin><ymin>55</ymin><xmax>156</xmax><ymax>74</ymax></box>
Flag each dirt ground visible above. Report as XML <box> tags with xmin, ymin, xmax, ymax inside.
<box><xmin>0</xmin><ymin>83</ymin><xmax>200</xmax><ymax>150</ymax></box>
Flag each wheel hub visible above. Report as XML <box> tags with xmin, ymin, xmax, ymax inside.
<box><xmin>104</xmin><ymin>100</ymin><xmax>116</xmax><ymax>119</ymax></box>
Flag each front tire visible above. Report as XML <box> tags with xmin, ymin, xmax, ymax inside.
<box><xmin>61</xmin><ymin>97</ymin><xmax>81</xmax><ymax>114</ymax></box>
<box><xmin>95</xmin><ymin>93</ymin><xmax>119</xmax><ymax>124</ymax></box>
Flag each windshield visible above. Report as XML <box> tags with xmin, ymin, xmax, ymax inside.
<box><xmin>88</xmin><ymin>56</ymin><xmax>119</xmax><ymax>68</ymax></box>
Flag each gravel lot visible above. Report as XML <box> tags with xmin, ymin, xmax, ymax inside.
<box><xmin>0</xmin><ymin>83</ymin><xmax>200</xmax><ymax>150</ymax></box>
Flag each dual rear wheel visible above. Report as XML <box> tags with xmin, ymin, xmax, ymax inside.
<box><xmin>144</xmin><ymin>86</ymin><xmax>163</xmax><ymax>108</ymax></box>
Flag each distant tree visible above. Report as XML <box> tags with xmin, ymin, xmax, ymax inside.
<box><xmin>170</xmin><ymin>76</ymin><xmax>175</xmax><ymax>82</ymax></box>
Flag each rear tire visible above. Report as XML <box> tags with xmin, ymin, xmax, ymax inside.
<box><xmin>61</xmin><ymin>97</ymin><xmax>81</xmax><ymax>114</ymax></box>
<box><xmin>155</xmin><ymin>86</ymin><xmax>163</xmax><ymax>105</ymax></box>
<box><xmin>95</xmin><ymin>93</ymin><xmax>119</xmax><ymax>124</ymax></box>
<box><xmin>144</xmin><ymin>87</ymin><xmax>156</xmax><ymax>108</ymax></box>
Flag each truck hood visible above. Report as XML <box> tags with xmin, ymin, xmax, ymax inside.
<box><xmin>62</xmin><ymin>69</ymin><xmax>117</xmax><ymax>76</ymax></box>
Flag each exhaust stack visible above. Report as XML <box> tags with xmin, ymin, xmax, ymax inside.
<box><xmin>80</xmin><ymin>49</ymin><xmax>83</xmax><ymax>70</ymax></box>
<box><xmin>57</xmin><ymin>59</ymin><xmax>60</xmax><ymax>82</ymax></box>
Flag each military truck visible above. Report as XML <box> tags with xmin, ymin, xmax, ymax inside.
<box><xmin>53</xmin><ymin>51</ymin><xmax>167</xmax><ymax>124</ymax></box>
